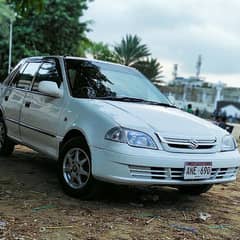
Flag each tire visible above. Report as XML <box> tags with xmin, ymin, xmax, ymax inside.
<box><xmin>58</xmin><ymin>137</ymin><xmax>99</xmax><ymax>199</ymax></box>
<box><xmin>0</xmin><ymin>117</ymin><xmax>15</xmax><ymax>156</ymax></box>
<box><xmin>178</xmin><ymin>184</ymin><xmax>213</xmax><ymax>195</ymax></box>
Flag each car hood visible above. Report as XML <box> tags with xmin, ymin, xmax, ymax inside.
<box><xmin>103</xmin><ymin>101</ymin><xmax>225</xmax><ymax>139</ymax></box>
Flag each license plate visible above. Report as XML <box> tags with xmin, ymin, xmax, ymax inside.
<box><xmin>184</xmin><ymin>162</ymin><xmax>212</xmax><ymax>180</ymax></box>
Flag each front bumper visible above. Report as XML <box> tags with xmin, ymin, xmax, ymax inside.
<box><xmin>90</xmin><ymin>145</ymin><xmax>240</xmax><ymax>186</ymax></box>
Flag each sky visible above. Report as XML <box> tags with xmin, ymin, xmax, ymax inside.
<box><xmin>83</xmin><ymin>0</ymin><xmax>240</xmax><ymax>88</ymax></box>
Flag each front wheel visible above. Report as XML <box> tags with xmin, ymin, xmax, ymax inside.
<box><xmin>0</xmin><ymin>117</ymin><xmax>15</xmax><ymax>156</ymax></box>
<box><xmin>58</xmin><ymin>137</ymin><xmax>99</xmax><ymax>199</ymax></box>
<box><xmin>178</xmin><ymin>184</ymin><xmax>213</xmax><ymax>195</ymax></box>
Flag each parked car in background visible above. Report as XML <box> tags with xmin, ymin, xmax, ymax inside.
<box><xmin>0</xmin><ymin>56</ymin><xmax>239</xmax><ymax>198</ymax></box>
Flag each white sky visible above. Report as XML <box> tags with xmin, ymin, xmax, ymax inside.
<box><xmin>84</xmin><ymin>0</ymin><xmax>240</xmax><ymax>88</ymax></box>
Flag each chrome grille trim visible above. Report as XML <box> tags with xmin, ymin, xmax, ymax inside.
<box><xmin>156</xmin><ymin>133</ymin><xmax>218</xmax><ymax>153</ymax></box>
<box><xmin>129</xmin><ymin>165</ymin><xmax>238</xmax><ymax>181</ymax></box>
<box><xmin>163</xmin><ymin>137</ymin><xmax>217</xmax><ymax>145</ymax></box>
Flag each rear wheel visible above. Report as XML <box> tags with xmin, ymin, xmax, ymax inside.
<box><xmin>178</xmin><ymin>184</ymin><xmax>213</xmax><ymax>195</ymax></box>
<box><xmin>58</xmin><ymin>137</ymin><xmax>99</xmax><ymax>199</ymax></box>
<box><xmin>0</xmin><ymin>117</ymin><xmax>15</xmax><ymax>156</ymax></box>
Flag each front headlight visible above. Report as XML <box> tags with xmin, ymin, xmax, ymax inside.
<box><xmin>221</xmin><ymin>135</ymin><xmax>237</xmax><ymax>152</ymax></box>
<box><xmin>105</xmin><ymin>127</ymin><xmax>158</xmax><ymax>150</ymax></box>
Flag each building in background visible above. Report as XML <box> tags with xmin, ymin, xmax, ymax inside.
<box><xmin>160</xmin><ymin>81</ymin><xmax>240</xmax><ymax>120</ymax></box>
<box><xmin>159</xmin><ymin>56</ymin><xmax>240</xmax><ymax>120</ymax></box>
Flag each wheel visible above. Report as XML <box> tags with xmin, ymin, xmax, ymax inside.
<box><xmin>178</xmin><ymin>184</ymin><xmax>213</xmax><ymax>195</ymax></box>
<box><xmin>58</xmin><ymin>137</ymin><xmax>99</xmax><ymax>199</ymax></box>
<box><xmin>0</xmin><ymin>117</ymin><xmax>15</xmax><ymax>156</ymax></box>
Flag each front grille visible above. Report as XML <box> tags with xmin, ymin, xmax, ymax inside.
<box><xmin>167</xmin><ymin>144</ymin><xmax>213</xmax><ymax>149</ymax></box>
<box><xmin>156</xmin><ymin>135</ymin><xmax>218</xmax><ymax>153</ymax></box>
<box><xmin>129</xmin><ymin>165</ymin><xmax>238</xmax><ymax>181</ymax></box>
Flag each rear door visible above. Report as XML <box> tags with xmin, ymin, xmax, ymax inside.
<box><xmin>20</xmin><ymin>59</ymin><xmax>65</xmax><ymax>158</ymax></box>
<box><xmin>2</xmin><ymin>61</ymin><xmax>41</xmax><ymax>142</ymax></box>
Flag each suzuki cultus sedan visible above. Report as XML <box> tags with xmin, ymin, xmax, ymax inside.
<box><xmin>0</xmin><ymin>56</ymin><xmax>239</xmax><ymax>198</ymax></box>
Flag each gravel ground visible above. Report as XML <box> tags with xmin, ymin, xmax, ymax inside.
<box><xmin>0</xmin><ymin>145</ymin><xmax>240</xmax><ymax>240</ymax></box>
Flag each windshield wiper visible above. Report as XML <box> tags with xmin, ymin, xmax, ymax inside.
<box><xmin>96</xmin><ymin>96</ymin><xmax>145</xmax><ymax>102</ymax></box>
<box><xmin>95</xmin><ymin>96</ymin><xmax>176</xmax><ymax>108</ymax></box>
<box><xmin>146</xmin><ymin>101</ymin><xmax>176</xmax><ymax>108</ymax></box>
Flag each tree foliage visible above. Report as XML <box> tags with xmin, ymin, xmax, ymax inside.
<box><xmin>8</xmin><ymin>0</ymin><xmax>44</xmax><ymax>15</ymax></box>
<box><xmin>80</xmin><ymin>34</ymin><xmax>165</xmax><ymax>84</ymax></box>
<box><xmin>0</xmin><ymin>0</ymin><xmax>14</xmax><ymax>78</ymax></box>
<box><xmin>79</xmin><ymin>41</ymin><xmax>116</xmax><ymax>62</ymax></box>
<box><xmin>113</xmin><ymin>34</ymin><xmax>164</xmax><ymax>84</ymax></box>
<box><xmin>0</xmin><ymin>0</ymin><xmax>91</xmax><ymax>80</ymax></box>
<box><xmin>114</xmin><ymin>34</ymin><xmax>150</xmax><ymax>66</ymax></box>
<box><xmin>0</xmin><ymin>0</ymin><xmax>15</xmax><ymax>22</ymax></box>
<box><xmin>13</xmin><ymin>0</ymin><xmax>90</xmax><ymax>56</ymax></box>
<box><xmin>133</xmin><ymin>58</ymin><xmax>164</xmax><ymax>84</ymax></box>
<box><xmin>0</xmin><ymin>1</ymin><xmax>165</xmax><ymax>86</ymax></box>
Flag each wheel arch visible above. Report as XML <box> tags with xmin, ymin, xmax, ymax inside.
<box><xmin>59</xmin><ymin>129</ymin><xmax>91</xmax><ymax>158</ymax></box>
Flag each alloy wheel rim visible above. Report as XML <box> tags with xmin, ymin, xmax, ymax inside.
<box><xmin>63</xmin><ymin>148</ymin><xmax>90</xmax><ymax>189</ymax></box>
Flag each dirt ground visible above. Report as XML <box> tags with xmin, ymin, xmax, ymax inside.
<box><xmin>0</xmin><ymin>146</ymin><xmax>240</xmax><ymax>240</ymax></box>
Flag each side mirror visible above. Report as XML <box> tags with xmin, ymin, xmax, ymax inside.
<box><xmin>38</xmin><ymin>81</ymin><xmax>62</xmax><ymax>98</ymax></box>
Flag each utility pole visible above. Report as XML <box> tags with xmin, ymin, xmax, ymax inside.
<box><xmin>172</xmin><ymin>64</ymin><xmax>178</xmax><ymax>80</ymax></box>
<box><xmin>8</xmin><ymin>20</ymin><xmax>13</xmax><ymax>74</ymax></box>
<box><xmin>196</xmin><ymin>55</ymin><xmax>202</xmax><ymax>80</ymax></box>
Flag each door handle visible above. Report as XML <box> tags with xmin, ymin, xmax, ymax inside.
<box><xmin>4</xmin><ymin>96</ymin><xmax>9</xmax><ymax>101</ymax></box>
<box><xmin>25</xmin><ymin>101</ymin><xmax>31</xmax><ymax>108</ymax></box>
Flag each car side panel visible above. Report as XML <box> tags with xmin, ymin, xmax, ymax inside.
<box><xmin>20</xmin><ymin>91</ymin><xmax>66</xmax><ymax>158</ymax></box>
<box><xmin>1</xmin><ymin>87</ymin><xmax>26</xmax><ymax>142</ymax></box>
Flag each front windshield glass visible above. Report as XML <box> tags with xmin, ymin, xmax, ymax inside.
<box><xmin>65</xmin><ymin>59</ymin><xmax>170</xmax><ymax>104</ymax></box>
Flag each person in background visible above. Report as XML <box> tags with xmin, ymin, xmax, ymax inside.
<box><xmin>217</xmin><ymin>115</ymin><xmax>227</xmax><ymax>129</ymax></box>
<box><xmin>215</xmin><ymin>115</ymin><xmax>234</xmax><ymax>133</ymax></box>
<box><xmin>187</xmin><ymin>104</ymin><xmax>193</xmax><ymax>114</ymax></box>
<box><xmin>195</xmin><ymin>108</ymin><xmax>200</xmax><ymax>116</ymax></box>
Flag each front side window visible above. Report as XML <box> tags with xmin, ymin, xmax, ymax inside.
<box><xmin>32</xmin><ymin>61</ymin><xmax>61</xmax><ymax>92</ymax></box>
<box><xmin>65</xmin><ymin>59</ymin><xmax>170</xmax><ymax>105</ymax></box>
<box><xmin>11</xmin><ymin>62</ymin><xmax>41</xmax><ymax>90</ymax></box>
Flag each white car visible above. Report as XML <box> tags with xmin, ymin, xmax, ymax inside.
<box><xmin>0</xmin><ymin>56</ymin><xmax>239</xmax><ymax>198</ymax></box>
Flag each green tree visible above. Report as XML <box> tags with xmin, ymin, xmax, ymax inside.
<box><xmin>0</xmin><ymin>0</ymin><xmax>14</xmax><ymax>22</ymax></box>
<box><xmin>13</xmin><ymin>0</ymin><xmax>90</xmax><ymax>57</ymax></box>
<box><xmin>114</xmin><ymin>34</ymin><xmax>164</xmax><ymax>84</ymax></box>
<box><xmin>0</xmin><ymin>0</ymin><xmax>15</xmax><ymax>78</ymax></box>
<box><xmin>7</xmin><ymin>0</ymin><xmax>44</xmax><ymax>16</ymax></box>
<box><xmin>77</xmin><ymin>36</ymin><xmax>92</xmax><ymax>57</ymax></box>
<box><xmin>79</xmin><ymin>41</ymin><xmax>116</xmax><ymax>62</ymax></box>
<box><xmin>133</xmin><ymin>58</ymin><xmax>164</xmax><ymax>84</ymax></box>
<box><xmin>114</xmin><ymin>34</ymin><xmax>150</xmax><ymax>66</ymax></box>
<box><xmin>0</xmin><ymin>0</ymin><xmax>91</xmax><ymax>80</ymax></box>
<box><xmin>9</xmin><ymin>0</ymin><xmax>44</xmax><ymax>15</ymax></box>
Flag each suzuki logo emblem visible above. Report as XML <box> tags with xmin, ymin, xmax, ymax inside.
<box><xmin>189</xmin><ymin>140</ymin><xmax>199</xmax><ymax>149</ymax></box>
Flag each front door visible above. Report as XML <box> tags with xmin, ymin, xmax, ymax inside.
<box><xmin>20</xmin><ymin>59</ymin><xmax>65</xmax><ymax>158</ymax></box>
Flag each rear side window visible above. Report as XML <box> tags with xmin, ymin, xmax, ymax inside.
<box><xmin>32</xmin><ymin>61</ymin><xmax>62</xmax><ymax>92</ymax></box>
<box><xmin>3</xmin><ymin>61</ymin><xmax>24</xmax><ymax>86</ymax></box>
<box><xmin>10</xmin><ymin>62</ymin><xmax>41</xmax><ymax>90</ymax></box>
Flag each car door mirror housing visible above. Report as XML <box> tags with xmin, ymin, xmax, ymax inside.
<box><xmin>38</xmin><ymin>81</ymin><xmax>62</xmax><ymax>98</ymax></box>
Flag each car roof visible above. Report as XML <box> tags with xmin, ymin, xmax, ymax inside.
<box><xmin>23</xmin><ymin>56</ymin><xmax>134</xmax><ymax>70</ymax></box>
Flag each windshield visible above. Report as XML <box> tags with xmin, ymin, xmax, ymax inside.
<box><xmin>65</xmin><ymin>59</ymin><xmax>170</xmax><ymax>105</ymax></box>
